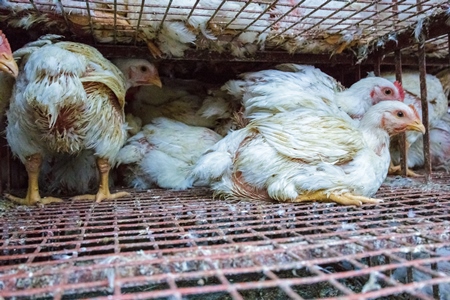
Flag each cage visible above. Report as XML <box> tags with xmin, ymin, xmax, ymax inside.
<box><xmin>0</xmin><ymin>0</ymin><xmax>450</xmax><ymax>299</ymax></box>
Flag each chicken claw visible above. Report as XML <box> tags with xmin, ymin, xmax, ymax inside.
<box><xmin>388</xmin><ymin>163</ymin><xmax>422</xmax><ymax>177</ymax></box>
<box><xmin>294</xmin><ymin>191</ymin><xmax>382</xmax><ymax>206</ymax></box>
<box><xmin>4</xmin><ymin>193</ymin><xmax>62</xmax><ymax>206</ymax></box>
<box><xmin>71</xmin><ymin>157</ymin><xmax>130</xmax><ymax>203</ymax></box>
<box><xmin>71</xmin><ymin>191</ymin><xmax>130</xmax><ymax>203</ymax></box>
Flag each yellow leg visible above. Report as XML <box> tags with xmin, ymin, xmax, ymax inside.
<box><xmin>4</xmin><ymin>154</ymin><xmax>62</xmax><ymax>206</ymax></box>
<box><xmin>389</xmin><ymin>139</ymin><xmax>422</xmax><ymax>177</ymax></box>
<box><xmin>388</xmin><ymin>161</ymin><xmax>422</xmax><ymax>177</ymax></box>
<box><xmin>71</xmin><ymin>157</ymin><xmax>129</xmax><ymax>203</ymax></box>
<box><xmin>293</xmin><ymin>191</ymin><xmax>382</xmax><ymax>206</ymax></box>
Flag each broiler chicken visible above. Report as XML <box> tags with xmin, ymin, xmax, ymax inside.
<box><xmin>127</xmin><ymin>77</ymin><xmax>238</xmax><ymax>136</ymax></box>
<box><xmin>222</xmin><ymin>64</ymin><xmax>406</xmax><ymax>121</ymax></box>
<box><xmin>373</xmin><ymin>71</ymin><xmax>448</xmax><ymax>176</ymax></box>
<box><xmin>4</xmin><ymin>35</ymin><xmax>161</xmax><ymax>205</ymax></box>
<box><xmin>0</xmin><ymin>30</ymin><xmax>19</xmax><ymax>117</ymax></box>
<box><xmin>191</xmin><ymin>101</ymin><xmax>425</xmax><ymax>206</ymax></box>
<box><xmin>116</xmin><ymin>117</ymin><xmax>222</xmax><ymax>190</ymax></box>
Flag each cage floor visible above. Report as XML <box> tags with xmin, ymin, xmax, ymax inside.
<box><xmin>1</xmin><ymin>174</ymin><xmax>450</xmax><ymax>300</ymax></box>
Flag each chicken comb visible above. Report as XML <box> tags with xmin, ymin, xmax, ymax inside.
<box><xmin>0</xmin><ymin>30</ymin><xmax>12</xmax><ymax>54</ymax></box>
<box><xmin>393</xmin><ymin>81</ymin><xmax>405</xmax><ymax>102</ymax></box>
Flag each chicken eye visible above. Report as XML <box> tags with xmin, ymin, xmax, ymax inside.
<box><xmin>384</xmin><ymin>88</ymin><xmax>392</xmax><ymax>95</ymax></box>
<box><xmin>140</xmin><ymin>66</ymin><xmax>148</xmax><ymax>72</ymax></box>
<box><xmin>397</xmin><ymin>111</ymin><xmax>404</xmax><ymax>117</ymax></box>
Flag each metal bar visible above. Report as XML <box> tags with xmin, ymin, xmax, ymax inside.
<box><xmin>394</xmin><ymin>49</ymin><xmax>408</xmax><ymax>177</ymax></box>
<box><xmin>267</xmin><ymin>0</ymin><xmax>332</xmax><ymax>44</ymax></box>
<box><xmin>206</xmin><ymin>0</ymin><xmax>228</xmax><ymax>26</ymax></box>
<box><xmin>133</xmin><ymin>0</ymin><xmax>146</xmax><ymax>46</ymax></box>
<box><xmin>256</xmin><ymin>0</ymin><xmax>305</xmax><ymax>40</ymax></box>
<box><xmin>355</xmin><ymin>64</ymin><xmax>361</xmax><ymax>81</ymax></box>
<box><xmin>368</xmin><ymin>10</ymin><xmax>450</xmax><ymax>57</ymax></box>
<box><xmin>186</xmin><ymin>0</ymin><xmax>201</xmax><ymax>21</ymax></box>
<box><xmin>158</xmin><ymin>0</ymin><xmax>173</xmax><ymax>32</ymax></box>
<box><xmin>85</xmin><ymin>0</ymin><xmax>97</xmax><ymax>45</ymax></box>
<box><xmin>222</xmin><ymin>1</ymin><xmax>253</xmax><ymax>30</ymax></box>
<box><xmin>113</xmin><ymin>0</ymin><xmax>117</xmax><ymax>44</ymax></box>
<box><xmin>418</xmin><ymin>35</ymin><xmax>431</xmax><ymax>181</ymax></box>
<box><xmin>374</xmin><ymin>52</ymin><xmax>381</xmax><ymax>76</ymax></box>
<box><xmin>299</xmin><ymin>1</ymin><xmax>371</xmax><ymax>35</ymax></box>
<box><xmin>230</xmin><ymin>0</ymin><xmax>279</xmax><ymax>42</ymax></box>
<box><xmin>55</xmin><ymin>0</ymin><xmax>73</xmax><ymax>33</ymax></box>
<box><xmin>6</xmin><ymin>144</ymin><xmax>11</xmax><ymax>192</ymax></box>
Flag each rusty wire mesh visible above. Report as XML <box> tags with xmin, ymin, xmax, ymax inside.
<box><xmin>0</xmin><ymin>0</ymin><xmax>448</xmax><ymax>61</ymax></box>
<box><xmin>1</xmin><ymin>174</ymin><xmax>450</xmax><ymax>300</ymax></box>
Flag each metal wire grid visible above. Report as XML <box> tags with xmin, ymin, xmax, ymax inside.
<box><xmin>1</xmin><ymin>177</ymin><xmax>450</xmax><ymax>300</ymax></box>
<box><xmin>1</xmin><ymin>0</ymin><xmax>447</xmax><ymax>57</ymax></box>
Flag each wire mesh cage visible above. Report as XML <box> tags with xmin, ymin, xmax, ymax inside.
<box><xmin>1</xmin><ymin>179</ymin><xmax>450</xmax><ymax>299</ymax></box>
<box><xmin>0</xmin><ymin>0</ymin><xmax>448</xmax><ymax>62</ymax></box>
<box><xmin>0</xmin><ymin>1</ymin><xmax>450</xmax><ymax>299</ymax></box>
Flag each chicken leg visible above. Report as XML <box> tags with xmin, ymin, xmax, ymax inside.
<box><xmin>4</xmin><ymin>153</ymin><xmax>62</xmax><ymax>206</ymax></box>
<box><xmin>388</xmin><ymin>137</ymin><xmax>422</xmax><ymax>177</ymax></box>
<box><xmin>293</xmin><ymin>191</ymin><xmax>382</xmax><ymax>206</ymax></box>
<box><xmin>388</xmin><ymin>161</ymin><xmax>422</xmax><ymax>177</ymax></box>
<box><xmin>71</xmin><ymin>157</ymin><xmax>129</xmax><ymax>203</ymax></box>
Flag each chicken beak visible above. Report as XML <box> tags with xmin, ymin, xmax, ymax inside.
<box><xmin>148</xmin><ymin>75</ymin><xmax>162</xmax><ymax>88</ymax></box>
<box><xmin>406</xmin><ymin>121</ymin><xmax>426</xmax><ymax>134</ymax></box>
<box><xmin>0</xmin><ymin>52</ymin><xmax>18</xmax><ymax>78</ymax></box>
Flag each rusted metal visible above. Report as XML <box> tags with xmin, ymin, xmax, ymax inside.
<box><xmin>159</xmin><ymin>0</ymin><xmax>174</xmax><ymax>32</ymax></box>
<box><xmin>230</xmin><ymin>0</ymin><xmax>278</xmax><ymax>43</ymax></box>
<box><xmin>373</xmin><ymin>52</ymin><xmax>381</xmax><ymax>76</ymax></box>
<box><xmin>394</xmin><ymin>49</ymin><xmax>408</xmax><ymax>177</ymax></box>
<box><xmin>369</xmin><ymin>10</ymin><xmax>450</xmax><ymax>58</ymax></box>
<box><xmin>0</xmin><ymin>177</ymin><xmax>450</xmax><ymax>299</ymax></box>
<box><xmin>418</xmin><ymin>35</ymin><xmax>432</xmax><ymax>182</ymax></box>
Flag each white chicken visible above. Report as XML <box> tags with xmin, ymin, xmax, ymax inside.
<box><xmin>191</xmin><ymin>101</ymin><xmax>425</xmax><ymax>206</ymax></box>
<box><xmin>407</xmin><ymin>113</ymin><xmax>450</xmax><ymax>172</ymax></box>
<box><xmin>372</xmin><ymin>71</ymin><xmax>448</xmax><ymax>175</ymax></box>
<box><xmin>268</xmin><ymin>0</ymin><xmax>375</xmax><ymax>55</ymax></box>
<box><xmin>436</xmin><ymin>68</ymin><xmax>450</xmax><ymax>99</ymax></box>
<box><xmin>127</xmin><ymin>77</ymin><xmax>238</xmax><ymax>136</ymax></box>
<box><xmin>116</xmin><ymin>117</ymin><xmax>222</xmax><ymax>190</ymax></box>
<box><xmin>222</xmin><ymin>64</ymin><xmax>406</xmax><ymax>121</ymax></box>
<box><xmin>4</xmin><ymin>35</ymin><xmax>162</xmax><ymax>205</ymax></box>
<box><xmin>126</xmin><ymin>0</ymin><xmax>271</xmax><ymax>58</ymax></box>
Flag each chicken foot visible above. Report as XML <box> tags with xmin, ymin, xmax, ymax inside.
<box><xmin>388</xmin><ymin>161</ymin><xmax>422</xmax><ymax>177</ymax></box>
<box><xmin>388</xmin><ymin>138</ymin><xmax>422</xmax><ymax>177</ymax></box>
<box><xmin>4</xmin><ymin>153</ymin><xmax>62</xmax><ymax>206</ymax></box>
<box><xmin>293</xmin><ymin>191</ymin><xmax>382</xmax><ymax>206</ymax></box>
<box><xmin>71</xmin><ymin>157</ymin><xmax>129</xmax><ymax>203</ymax></box>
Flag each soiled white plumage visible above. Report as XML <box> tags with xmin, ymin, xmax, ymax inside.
<box><xmin>191</xmin><ymin>101</ymin><xmax>425</xmax><ymax>205</ymax></box>
<box><xmin>223</xmin><ymin>64</ymin><xmax>405</xmax><ymax>121</ymax></box>
<box><xmin>116</xmin><ymin>117</ymin><xmax>222</xmax><ymax>190</ymax></box>
<box><xmin>5</xmin><ymin>35</ymin><xmax>161</xmax><ymax>204</ymax></box>
<box><xmin>128</xmin><ymin>77</ymin><xmax>237</xmax><ymax>136</ymax></box>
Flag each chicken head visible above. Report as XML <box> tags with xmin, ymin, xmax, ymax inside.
<box><xmin>113</xmin><ymin>58</ymin><xmax>162</xmax><ymax>88</ymax></box>
<box><xmin>0</xmin><ymin>30</ymin><xmax>18</xmax><ymax>78</ymax></box>
<box><xmin>337</xmin><ymin>77</ymin><xmax>406</xmax><ymax>119</ymax></box>
<box><xmin>379</xmin><ymin>104</ymin><xmax>425</xmax><ymax>136</ymax></box>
